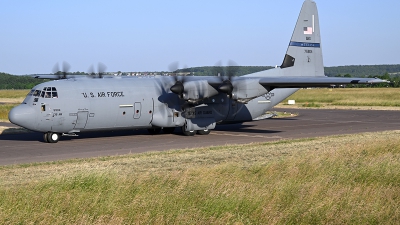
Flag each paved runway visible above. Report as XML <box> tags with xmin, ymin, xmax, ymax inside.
<box><xmin>0</xmin><ymin>108</ymin><xmax>399</xmax><ymax>165</ymax></box>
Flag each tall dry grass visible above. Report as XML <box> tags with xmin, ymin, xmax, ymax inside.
<box><xmin>0</xmin><ymin>89</ymin><xmax>29</xmax><ymax>98</ymax></box>
<box><xmin>0</xmin><ymin>131</ymin><xmax>399</xmax><ymax>224</ymax></box>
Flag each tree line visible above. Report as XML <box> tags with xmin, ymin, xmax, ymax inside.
<box><xmin>1</xmin><ymin>64</ymin><xmax>400</xmax><ymax>89</ymax></box>
<box><xmin>0</xmin><ymin>72</ymin><xmax>49</xmax><ymax>89</ymax></box>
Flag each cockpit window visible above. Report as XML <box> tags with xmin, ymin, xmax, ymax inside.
<box><xmin>40</xmin><ymin>87</ymin><xmax>58</xmax><ymax>98</ymax></box>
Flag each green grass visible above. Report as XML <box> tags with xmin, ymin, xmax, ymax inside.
<box><xmin>284</xmin><ymin>88</ymin><xmax>400</xmax><ymax>107</ymax></box>
<box><xmin>0</xmin><ymin>131</ymin><xmax>399</xmax><ymax>224</ymax></box>
<box><xmin>301</xmin><ymin>102</ymin><xmax>321</xmax><ymax>107</ymax></box>
<box><xmin>0</xmin><ymin>104</ymin><xmax>18</xmax><ymax>121</ymax></box>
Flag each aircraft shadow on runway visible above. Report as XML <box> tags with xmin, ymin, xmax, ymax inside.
<box><xmin>215</xmin><ymin>124</ymin><xmax>281</xmax><ymax>134</ymax></box>
<box><xmin>0</xmin><ymin>123</ymin><xmax>282</xmax><ymax>143</ymax></box>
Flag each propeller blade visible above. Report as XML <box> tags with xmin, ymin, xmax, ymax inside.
<box><xmin>226</xmin><ymin>59</ymin><xmax>238</xmax><ymax>80</ymax></box>
<box><xmin>213</xmin><ymin>60</ymin><xmax>223</xmax><ymax>77</ymax></box>
<box><xmin>88</xmin><ymin>64</ymin><xmax>95</xmax><ymax>76</ymax></box>
<box><xmin>52</xmin><ymin>62</ymin><xmax>60</xmax><ymax>74</ymax></box>
<box><xmin>168</xmin><ymin>61</ymin><xmax>179</xmax><ymax>75</ymax></box>
<box><xmin>61</xmin><ymin>61</ymin><xmax>71</xmax><ymax>79</ymax></box>
<box><xmin>62</xmin><ymin>61</ymin><xmax>71</xmax><ymax>73</ymax></box>
<box><xmin>98</xmin><ymin>62</ymin><xmax>107</xmax><ymax>78</ymax></box>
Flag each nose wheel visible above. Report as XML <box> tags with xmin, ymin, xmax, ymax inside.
<box><xmin>43</xmin><ymin>132</ymin><xmax>60</xmax><ymax>143</ymax></box>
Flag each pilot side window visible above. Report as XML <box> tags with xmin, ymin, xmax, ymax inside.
<box><xmin>27</xmin><ymin>89</ymin><xmax>42</xmax><ymax>97</ymax></box>
<box><xmin>28</xmin><ymin>90</ymin><xmax>35</xmax><ymax>96</ymax></box>
<box><xmin>33</xmin><ymin>90</ymin><xmax>41</xmax><ymax>97</ymax></box>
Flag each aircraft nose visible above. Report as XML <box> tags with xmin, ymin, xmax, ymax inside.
<box><xmin>8</xmin><ymin>104</ymin><xmax>36</xmax><ymax>129</ymax></box>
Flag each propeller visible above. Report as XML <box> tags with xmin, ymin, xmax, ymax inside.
<box><xmin>52</xmin><ymin>61</ymin><xmax>71</xmax><ymax>79</ymax></box>
<box><xmin>88</xmin><ymin>62</ymin><xmax>107</xmax><ymax>78</ymax></box>
<box><xmin>216</xmin><ymin>60</ymin><xmax>239</xmax><ymax>97</ymax></box>
<box><xmin>169</xmin><ymin>62</ymin><xmax>187</xmax><ymax>97</ymax></box>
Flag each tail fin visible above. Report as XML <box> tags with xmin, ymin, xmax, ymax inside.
<box><xmin>281</xmin><ymin>0</ymin><xmax>324</xmax><ymax>77</ymax></box>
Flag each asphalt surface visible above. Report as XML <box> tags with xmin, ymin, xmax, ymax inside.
<box><xmin>0</xmin><ymin>108</ymin><xmax>399</xmax><ymax>166</ymax></box>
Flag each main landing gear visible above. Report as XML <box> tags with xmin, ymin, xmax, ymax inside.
<box><xmin>43</xmin><ymin>132</ymin><xmax>60</xmax><ymax>143</ymax></box>
<box><xmin>181</xmin><ymin>127</ymin><xmax>211</xmax><ymax>136</ymax></box>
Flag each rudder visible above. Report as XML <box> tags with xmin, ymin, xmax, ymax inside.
<box><xmin>281</xmin><ymin>0</ymin><xmax>324</xmax><ymax>77</ymax></box>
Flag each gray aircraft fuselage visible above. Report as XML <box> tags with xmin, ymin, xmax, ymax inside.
<box><xmin>11</xmin><ymin>76</ymin><xmax>296</xmax><ymax>135</ymax></box>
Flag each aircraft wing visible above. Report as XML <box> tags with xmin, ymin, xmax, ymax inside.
<box><xmin>29</xmin><ymin>74</ymin><xmax>72</xmax><ymax>79</ymax></box>
<box><xmin>259</xmin><ymin>77</ymin><xmax>387</xmax><ymax>88</ymax></box>
<box><xmin>30</xmin><ymin>74</ymin><xmax>114</xmax><ymax>79</ymax></box>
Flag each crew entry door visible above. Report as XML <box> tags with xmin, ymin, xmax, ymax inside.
<box><xmin>74</xmin><ymin>111</ymin><xmax>88</xmax><ymax>129</ymax></box>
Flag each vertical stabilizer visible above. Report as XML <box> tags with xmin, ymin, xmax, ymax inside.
<box><xmin>281</xmin><ymin>0</ymin><xmax>324</xmax><ymax>77</ymax></box>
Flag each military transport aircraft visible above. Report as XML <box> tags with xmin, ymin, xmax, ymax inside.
<box><xmin>9</xmin><ymin>0</ymin><xmax>386</xmax><ymax>143</ymax></box>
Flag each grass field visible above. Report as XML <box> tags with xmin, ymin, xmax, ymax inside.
<box><xmin>282</xmin><ymin>88</ymin><xmax>400</xmax><ymax>107</ymax></box>
<box><xmin>0</xmin><ymin>90</ymin><xmax>28</xmax><ymax>121</ymax></box>
<box><xmin>0</xmin><ymin>104</ymin><xmax>18</xmax><ymax>122</ymax></box>
<box><xmin>0</xmin><ymin>89</ymin><xmax>29</xmax><ymax>98</ymax></box>
<box><xmin>0</xmin><ymin>131</ymin><xmax>399</xmax><ymax>224</ymax></box>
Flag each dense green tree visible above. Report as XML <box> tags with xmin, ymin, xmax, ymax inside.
<box><xmin>0</xmin><ymin>72</ymin><xmax>49</xmax><ymax>89</ymax></box>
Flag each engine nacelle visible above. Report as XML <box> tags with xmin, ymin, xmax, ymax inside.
<box><xmin>182</xmin><ymin>80</ymin><xmax>219</xmax><ymax>102</ymax></box>
<box><xmin>231</xmin><ymin>79</ymin><xmax>269</xmax><ymax>103</ymax></box>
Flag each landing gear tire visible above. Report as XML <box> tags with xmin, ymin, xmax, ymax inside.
<box><xmin>163</xmin><ymin>127</ymin><xmax>175</xmax><ymax>134</ymax></box>
<box><xmin>182</xmin><ymin>127</ymin><xmax>196</xmax><ymax>136</ymax></box>
<box><xmin>43</xmin><ymin>133</ymin><xmax>49</xmax><ymax>143</ymax></box>
<box><xmin>147</xmin><ymin>128</ymin><xmax>162</xmax><ymax>135</ymax></box>
<box><xmin>46</xmin><ymin>132</ymin><xmax>60</xmax><ymax>143</ymax></box>
<box><xmin>197</xmin><ymin>129</ymin><xmax>211</xmax><ymax>135</ymax></box>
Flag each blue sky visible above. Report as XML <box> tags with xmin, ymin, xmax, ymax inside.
<box><xmin>1</xmin><ymin>0</ymin><xmax>399</xmax><ymax>74</ymax></box>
